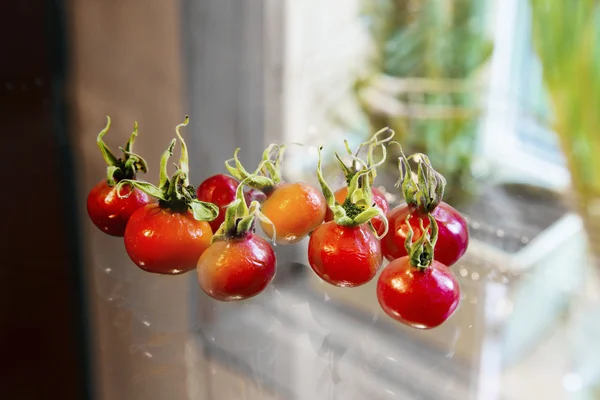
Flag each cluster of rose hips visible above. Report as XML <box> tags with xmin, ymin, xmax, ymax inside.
<box><xmin>87</xmin><ymin>117</ymin><xmax>469</xmax><ymax>329</ymax></box>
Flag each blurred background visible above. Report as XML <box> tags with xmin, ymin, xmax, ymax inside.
<box><xmin>2</xmin><ymin>0</ymin><xmax>600</xmax><ymax>399</ymax></box>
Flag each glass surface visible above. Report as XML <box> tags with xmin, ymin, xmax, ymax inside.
<box><xmin>76</xmin><ymin>1</ymin><xmax>600</xmax><ymax>399</ymax></box>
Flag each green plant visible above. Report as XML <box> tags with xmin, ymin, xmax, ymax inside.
<box><xmin>530</xmin><ymin>3</ymin><xmax>600</xmax><ymax>396</ymax></box>
<box><xmin>354</xmin><ymin>0</ymin><xmax>493</xmax><ymax>205</ymax></box>
<box><xmin>529</xmin><ymin>0</ymin><xmax>600</xmax><ymax>207</ymax></box>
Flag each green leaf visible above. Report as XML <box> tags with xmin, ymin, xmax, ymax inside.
<box><xmin>188</xmin><ymin>199</ymin><xmax>219</xmax><ymax>222</ymax></box>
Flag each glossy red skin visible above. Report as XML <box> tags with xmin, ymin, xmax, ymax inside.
<box><xmin>260</xmin><ymin>182</ymin><xmax>327</xmax><ymax>244</ymax></box>
<box><xmin>308</xmin><ymin>221</ymin><xmax>383</xmax><ymax>287</ymax></box>
<box><xmin>124</xmin><ymin>204</ymin><xmax>213</xmax><ymax>275</ymax></box>
<box><xmin>87</xmin><ymin>179</ymin><xmax>152</xmax><ymax>237</ymax></box>
<box><xmin>377</xmin><ymin>257</ymin><xmax>460</xmax><ymax>329</ymax></box>
<box><xmin>197</xmin><ymin>233</ymin><xmax>276</xmax><ymax>301</ymax></box>
<box><xmin>381</xmin><ymin>202</ymin><xmax>469</xmax><ymax>266</ymax></box>
<box><xmin>325</xmin><ymin>186</ymin><xmax>389</xmax><ymax>234</ymax></box>
<box><xmin>196</xmin><ymin>174</ymin><xmax>266</xmax><ymax>233</ymax></box>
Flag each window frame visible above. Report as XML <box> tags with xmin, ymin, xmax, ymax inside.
<box><xmin>479</xmin><ymin>0</ymin><xmax>570</xmax><ymax>191</ymax></box>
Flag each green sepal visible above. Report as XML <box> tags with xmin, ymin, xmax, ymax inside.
<box><xmin>260</xmin><ymin>144</ymin><xmax>285</xmax><ymax>183</ymax></box>
<box><xmin>119</xmin><ymin>121</ymin><xmax>149</xmax><ymax>174</ymax></box>
<box><xmin>96</xmin><ymin>116</ymin><xmax>120</xmax><ymax>167</ymax></box>
<box><xmin>105</xmin><ymin>166</ymin><xmax>120</xmax><ymax>187</ymax></box>
<box><xmin>346</xmin><ymin>167</ymin><xmax>374</xmax><ymax>208</ymax></box>
<box><xmin>365</xmin><ymin>127</ymin><xmax>394</xmax><ymax>178</ymax></box>
<box><xmin>235</xmin><ymin>201</ymin><xmax>259</xmax><ymax>236</ymax></box>
<box><xmin>271</xmin><ymin>145</ymin><xmax>285</xmax><ymax>183</ymax></box>
<box><xmin>189</xmin><ymin>199</ymin><xmax>219</xmax><ymax>221</ymax></box>
<box><xmin>247</xmin><ymin>200</ymin><xmax>276</xmax><ymax>242</ymax></box>
<box><xmin>124</xmin><ymin>121</ymin><xmax>138</xmax><ymax>153</ymax></box>
<box><xmin>212</xmin><ymin>182</ymin><xmax>275</xmax><ymax>243</ymax></box>
<box><xmin>115</xmin><ymin>179</ymin><xmax>167</xmax><ymax>201</ymax></box>
<box><xmin>404</xmin><ymin>214</ymin><xmax>439</xmax><ymax>270</ymax></box>
<box><xmin>337</xmin><ymin>127</ymin><xmax>394</xmax><ymax>185</ymax></box>
<box><xmin>115</xmin><ymin>117</ymin><xmax>218</xmax><ymax>222</ymax></box>
<box><xmin>317</xmin><ymin>146</ymin><xmax>347</xmax><ymax>220</ymax></box>
<box><xmin>354</xmin><ymin>206</ymin><xmax>389</xmax><ymax>239</ymax></box>
<box><xmin>225</xmin><ymin>148</ymin><xmax>277</xmax><ymax>191</ymax></box>
<box><xmin>159</xmin><ymin>139</ymin><xmax>176</xmax><ymax>191</ymax></box>
<box><xmin>122</xmin><ymin>151</ymin><xmax>149</xmax><ymax>175</ymax></box>
<box><xmin>167</xmin><ymin>170</ymin><xmax>188</xmax><ymax>205</ymax></box>
<box><xmin>335</xmin><ymin>152</ymin><xmax>356</xmax><ymax>185</ymax></box>
<box><xmin>397</xmin><ymin>153</ymin><xmax>417</xmax><ymax>205</ymax></box>
<box><xmin>97</xmin><ymin>117</ymin><xmax>149</xmax><ymax>185</ymax></box>
<box><xmin>212</xmin><ymin>174</ymin><xmax>252</xmax><ymax>241</ymax></box>
<box><xmin>175</xmin><ymin>116</ymin><xmax>190</xmax><ymax>186</ymax></box>
<box><xmin>317</xmin><ymin>146</ymin><xmax>384</xmax><ymax>230</ymax></box>
<box><xmin>394</xmin><ymin>144</ymin><xmax>447</xmax><ymax>213</ymax></box>
<box><xmin>225</xmin><ymin>153</ymin><xmax>247</xmax><ymax>181</ymax></box>
<box><xmin>213</xmin><ymin>199</ymin><xmax>243</xmax><ymax>241</ymax></box>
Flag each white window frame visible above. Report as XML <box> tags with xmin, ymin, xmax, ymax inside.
<box><xmin>479</xmin><ymin>0</ymin><xmax>570</xmax><ymax>191</ymax></box>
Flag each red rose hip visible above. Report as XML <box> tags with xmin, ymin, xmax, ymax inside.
<box><xmin>377</xmin><ymin>256</ymin><xmax>460</xmax><ymax>329</ymax></box>
<box><xmin>382</xmin><ymin>201</ymin><xmax>468</xmax><ymax>266</ymax></box>
<box><xmin>87</xmin><ymin>180</ymin><xmax>152</xmax><ymax>236</ymax></box>
<box><xmin>197</xmin><ymin>233</ymin><xmax>276</xmax><ymax>301</ymax></box>
<box><xmin>197</xmin><ymin>174</ymin><xmax>266</xmax><ymax>233</ymax></box>
<box><xmin>116</xmin><ymin>116</ymin><xmax>219</xmax><ymax>274</ymax></box>
<box><xmin>87</xmin><ymin>117</ymin><xmax>152</xmax><ymax>236</ymax></box>
<box><xmin>125</xmin><ymin>204</ymin><xmax>213</xmax><ymax>274</ymax></box>
<box><xmin>308</xmin><ymin>221</ymin><xmax>382</xmax><ymax>287</ymax></box>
